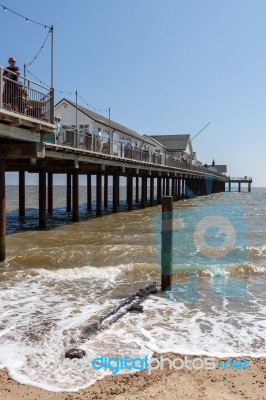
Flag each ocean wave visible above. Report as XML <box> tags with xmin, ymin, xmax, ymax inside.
<box><xmin>248</xmin><ymin>245</ymin><xmax>266</xmax><ymax>259</ymax></box>
<box><xmin>201</xmin><ymin>264</ymin><xmax>266</xmax><ymax>277</ymax></box>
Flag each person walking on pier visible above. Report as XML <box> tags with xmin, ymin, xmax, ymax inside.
<box><xmin>3</xmin><ymin>57</ymin><xmax>20</xmax><ymax>111</ymax></box>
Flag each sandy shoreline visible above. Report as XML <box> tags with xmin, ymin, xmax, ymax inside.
<box><xmin>0</xmin><ymin>355</ymin><xmax>265</xmax><ymax>400</ymax></box>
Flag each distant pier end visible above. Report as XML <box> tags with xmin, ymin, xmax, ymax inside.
<box><xmin>227</xmin><ymin>177</ymin><xmax>252</xmax><ymax>192</ymax></box>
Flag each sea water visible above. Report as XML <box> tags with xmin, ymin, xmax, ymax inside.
<box><xmin>0</xmin><ymin>186</ymin><xmax>265</xmax><ymax>391</ymax></box>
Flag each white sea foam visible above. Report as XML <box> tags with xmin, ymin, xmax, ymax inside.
<box><xmin>34</xmin><ymin>264</ymin><xmax>133</xmax><ymax>283</ymax></box>
<box><xmin>0</xmin><ymin>263</ymin><xmax>265</xmax><ymax>392</ymax></box>
<box><xmin>248</xmin><ymin>245</ymin><xmax>266</xmax><ymax>258</ymax></box>
<box><xmin>2</xmin><ymin>187</ymin><xmax>266</xmax><ymax>390</ymax></box>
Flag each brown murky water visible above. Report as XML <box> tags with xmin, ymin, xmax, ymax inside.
<box><xmin>0</xmin><ymin>186</ymin><xmax>265</xmax><ymax>391</ymax></box>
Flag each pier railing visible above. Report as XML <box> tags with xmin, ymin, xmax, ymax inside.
<box><xmin>0</xmin><ymin>66</ymin><xmax>226</xmax><ymax>179</ymax></box>
<box><xmin>228</xmin><ymin>177</ymin><xmax>252</xmax><ymax>181</ymax></box>
<box><xmin>0</xmin><ymin>66</ymin><xmax>54</xmax><ymax>124</ymax></box>
<box><xmin>55</xmin><ymin>127</ymin><xmax>224</xmax><ymax>177</ymax></box>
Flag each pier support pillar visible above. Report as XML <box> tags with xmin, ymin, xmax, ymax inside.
<box><xmin>87</xmin><ymin>174</ymin><xmax>91</xmax><ymax>211</ymax></box>
<box><xmin>72</xmin><ymin>172</ymin><xmax>79</xmax><ymax>222</ymax></box>
<box><xmin>196</xmin><ymin>178</ymin><xmax>200</xmax><ymax>196</ymax></box>
<box><xmin>191</xmin><ymin>179</ymin><xmax>196</xmax><ymax>196</ymax></box>
<box><xmin>117</xmin><ymin>176</ymin><xmax>120</xmax><ymax>207</ymax></box>
<box><xmin>0</xmin><ymin>160</ymin><xmax>6</xmax><ymax>261</ymax></box>
<box><xmin>203</xmin><ymin>178</ymin><xmax>207</xmax><ymax>195</ymax></box>
<box><xmin>198</xmin><ymin>179</ymin><xmax>202</xmax><ymax>196</ymax></box>
<box><xmin>96</xmin><ymin>173</ymin><xmax>102</xmax><ymax>216</ymax></box>
<box><xmin>202</xmin><ymin>178</ymin><xmax>206</xmax><ymax>195</ymax></box>
<box><xmin>190</xmin><ymin>179</ymin><xmax>194</xmax><ymax>196</ymax></box>
<box><xmin>39</xmin><ymin>169</ymin><xmax>46</xmax><ymax>229</ymax></box>
<box><xmin>127</xmin><ymin>175</ymin><xmax>133</xmax><ymax>210</ymax></box>
<box><xmin>211</xmin><ymin>180</ymin><xmax>216</xmax><ymax>194</ymax></box>
<box><xmin>66</xmin><ymin>173</ymin><xmax>72</xmax><ymax>212</ymax></box>
<box><xmin>177</xmin><ymin>178</ymin><xmax>181</xmax><ymax>200</ymax></box>
<box><xmin>161</xmin><ymin>196</ymin><xmax>173</xmax><ymax>291</ymax></box>
<box><xmin>126</xmin><ymin>175</ymin><xmax>130</xmax><ymax>206</ymax></box>
<box><xmin>135</xmin><ymin>176</ymin><xmax>139</xmax><ymax>204</ymax></box>
<box><xmin>166</xmin><ymin>177</ymin><xmax>170</xmax><ymax>196</ymax></box>
<box><xmin>193</xmin><ymin>179</ymin><xmax>198</xmax><ymax>196</ymax></box>
<box><xmin>181</xmin><ymin>178</ymin><xmax>185</xmax><ymax>199</ymax></box>
<box><xmin>48</xmin><ymin>172</ymin><xmax>53</xmax><ymax>214</ymax></box>
<box><xmin>19</xmin><ymin>171</ymin><xmax>25</xmax><ymax>217</ymax></box>
<box><xmin>248</xmin><ymin>182</ymin><xmax>251</xmax><ymax>192</ymax></box>
<box><xmin>141</xmin><ymin>176</ymin><xmax>147</xmax><ymax>208</ymax></box>
<box><xmin>171</xmin><ymin>178</ymin><xmax>175</xmax><ymax>199</ymax></box>
<box><xmin>197</xmin><ymin>179</ymin><xmax>201</xmax><ymax>196</ymax></box>
<box><xmin>104</xmin><ymin>175</ymin><xmax>108</xmax><ymax>208</ymax></box>
<box><xmin>186</xmin><ymin>178</ymin><xmax>189</xmax><ymax>197</ymax></box>
<box><xmin>221</xmin><ymin>181</ymin><xmax>226</xmax><ymax>193</ymax></box>
<box><xmin>185</xmin><ymin>179</ymin><xmax>189</xmax><ymax>198</ymax></box>
<box><xmin>199</xmin><ymin>179</ymin><xmax>203</xmax><ymax>195</ymax></box>
<box><xmin>157</xmin><ymin>176</ymin><xmax>162</xmax><ymax>204</ymax></box>
<box><xmin>113</xmin><ymin>174</ymin><xmax>119</xmax><ymax>212</ymax></box>
<box><xmin>150</xmin><ymin>176</ymin><xmax>154</xmax><ymax>206</ymax></box>
<box><xmin>191</xmin><ymin>179</ymin><xmax>195</xmax><ymax>196</ymax></box>
<box><xmin>194</xmin><ymin>179</ymin><xmax>198</xmax><ymax>195</ymax></box>
<box><xmin>238</xmin><ymin>182</ymin><xmax>241</xmax><ymax>192</ymax></box>
<box><xmin>163</xmin><ymin>178</ymin><xmax>166</xmax><ymax>196</ymax></box>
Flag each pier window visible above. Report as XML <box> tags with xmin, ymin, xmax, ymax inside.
<box><xmin>79</xmin><ymin>124</ymin><xmax>89</xmax><ymax>131</ymax></box>
<box><xmin>103</xmin><ymin>128</ymin><xmax>110</xmax><ymax>139</ymax></box>
<box><xmin>78</xmin><ymin>124</ymin><xmax>89</xmax><ymax>145</ymax></box>
<box><xmin>93</xmin><ymin>125</ymin><xmax>99</xmax><ymax>135</ymax></box>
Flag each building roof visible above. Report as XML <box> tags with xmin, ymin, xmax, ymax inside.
<box><xmin>55</xmin><ymin>98</ymin><xmax>153</xmax><ymax>146</ymax></box>
<box><xmin>208</xmin><ymin>165</ymin><xmax>227</xmax><ymax>173</ymax></box>
<box><xmin>149</xmin><ymin>134</ymin><xmax>191</xmax><ymax>151</ymax></box>
<box><xmin>143</xmin><ymin>135</ymin><xmax>167</xmax><ymax>149</ymax></box>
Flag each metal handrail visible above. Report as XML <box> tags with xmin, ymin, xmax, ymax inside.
<box><xmin>0</xmin><ymin>66</ymin><xmax>227</xmax><ymax>179</ymax></box>
<box><xmin>1</xmin><ymin>66</ymin><xmax>50</xmax><ymax>92</ymax></box>
<box><xmin>229</xmin><ymin>177</ymin><xmax>252</xmax><ymax>181</ymax></box>
<box><xmin>55</xmin><ymin>127</ymin><xmax>225</xmax><ymax>178</ymax></box>
<box><xmin>0</xmin><ymin>66</ymin><xmax>53</xmax><ymax>123</ymax></box>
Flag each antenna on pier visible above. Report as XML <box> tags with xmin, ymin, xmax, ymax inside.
<box><xmin>191</xmin><ymin>122</ymin><xmax>210</xmax><ymax>141</ymax></box>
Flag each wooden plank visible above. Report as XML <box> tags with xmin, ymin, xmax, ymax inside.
<box><xmin>0</xmin><ymin>143</ymin><xmax>45</xmax><ymax>159</ymax></box>
<box><xmin>0</xmin><ymin>121</ymin><xmax>41</xmax><ymax>142</ymax></box>
<box><xmin>0</xmin><ymin>110</ymin><xmax>55</xmax><ymax>135</ymax></box>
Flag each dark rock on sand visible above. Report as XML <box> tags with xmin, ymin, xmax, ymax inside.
<box><xmin>65</xmin><ymin>348</ymin><xmax>86</xmax><ymax>359</ymax></box>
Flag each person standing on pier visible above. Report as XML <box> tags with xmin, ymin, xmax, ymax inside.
<box><xmin>3</xmin><ymin>57</ymin><xmax>20</xmax><ymax>111</ymax></box>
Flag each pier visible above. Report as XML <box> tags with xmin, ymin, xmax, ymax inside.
<box><xmin>227</xmin><ymin>177</ymin><xmax>252</xmax><ymax>192</ymax></box>
<box><xmin>0</xmin><ymin>69</ymin><xmax>250</xmax><ymax>261</ymax></box>
<box><xmin>0</xmin><ymin>119</ymin><xmax>226</xmax><ymax>261</ymax></box>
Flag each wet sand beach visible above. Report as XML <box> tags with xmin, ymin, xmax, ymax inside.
<box><xmin>1</xmin><ymin>188</ymin><xmax>265</xmax><ymax>397</ymax></box>
<box><xmin>0</xmin><ymin>356</ymin><xmax>265</xmax><ymax>400</ymax></box>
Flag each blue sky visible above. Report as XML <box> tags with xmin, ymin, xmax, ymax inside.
<box><xmin>1</xmin><ymin>0</ymin><xmax>266</xmax><ymax>186</ymax></box>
